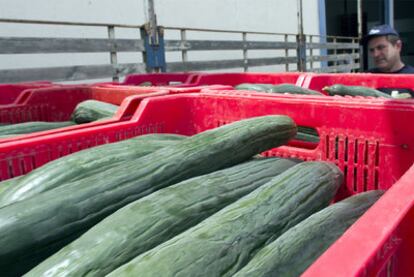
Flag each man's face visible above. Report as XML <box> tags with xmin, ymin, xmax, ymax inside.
<box><xmin>368</xmin><ymin>36</ymin><xmax>402</xmax><ymax>72</ymax></box>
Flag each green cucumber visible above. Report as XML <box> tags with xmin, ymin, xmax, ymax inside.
<box><xmin>235</xmin><ymin>83</ymin><xmax>323</xmax><ymax>95</ymax></box>
<box><xmin>234</xmin><ymin>190</ymin><xmax>383</xmax><ymax>277</ymax></box>
<box><xmin>71</xmin><ymin>100</ymin><xmax>119</xmax><ymax>124</ymax></box>
<box><xmin>392</xmin><ymin>92</ymin><xmax>412</xmax><ymax>99</ymax></box>
<box><xmin>235</xmin><ymin>83</ymin><xmax>275</xmax><ymax>92</ymax></box>
<box><xmin>0</xmin><ymin>115</ymin><xmax>297</xmax><ymax>275</ymax></box>
<box><xmin>0</xmin><ymin>134</ymin><xmax>186</xmax><ymax>207</ymax></box>
<box><xmin>27</xmin><ymin>157</ymin><xmax>298</xmax><ymax>277</ymax></box>
<box><xmin>108</xmin><ymin>161</ymin><xmax>343</xmax><ymax>277</ymax></box>
<box><xmin>294</xmin><ymin>132</ymin><xmax>320</xmax><ymax>143</ymax></box>
<box><xmin>0</xmin><ymin>176</ymin><xmax>22</xmax><ymax>195</ymax></box>
<box><xmin>270</xmin><ymin>83</ymin><xmax>323</xmax><ymax>95</ymax></box>
<box><xmin>0</xmin><ymin>121</ymin><xmax>76</xmax><ymax>136</ymax></box>
<box><xmin>323</xmin><ymin>84</ymin><xmax>392</xmax><ymax>98</ymax></box>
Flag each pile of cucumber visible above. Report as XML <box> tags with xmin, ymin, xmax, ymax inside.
<box><xmin>0</xmin><ymin>115</ymin><xmax>382</xmax><ymax>276</ymax></box>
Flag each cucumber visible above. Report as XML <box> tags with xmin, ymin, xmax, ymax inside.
<box><xmin>0</xmin><ymin>176</ymin><xmax>22</xmax><ymax>195</ymax></box>
<box><xmin>323</xmin><ymin>84</ymin><xmax>392</xmax><ymax>98</ymax></box>
<box><xmin>235</xmin><ymin>83</ymin><xmax>323</xmax><ymax>95</ymax></box>
<box><xmin>0</xmin><ymin>115</ymin><xmax>297</xmax><ymax>275</ymax></box>
<box><xmin>107</xmin><ymin>161</ymin><xmax>343</xmax><ymax>277</ymax></box>
<box><xmin>235</xmin><ymin>83</ymin><xmax>275</xmax><ymax>92</ymax></box>
<box><xmin>270</xmin><ymin>83</ymin><xmax>323</xmax><ymax>95</ymax></box>
<box><xmin>0</xmin><ymin>134</ymin><xmax>186</xmax><ymax>207</ymax></box>
<box><xmin>0</xmin><ymin>121</ymin><xmax>76</xmax><ymax>136</ymax></box>
<box><xmin>27</xmin><ymin>157</ymin><xmax>298</xmax><ymax>277</ymax></box>
<box><xmin>294</xmin><ymin>132</ymin><xmax>320</xmax><ymax>143</ymax></box>
<box><xmin>392</xmin><ymin>92</ymin><xmax>412</xmax><ymax>99</ymax></box>
<box><xmin>294</xmin><ymin>126</ymin><xmax>319</xmax><ymax>143</ymax></box>
<box><xmin>234</xmin><ymin>190</ymin><xmax>383</xmax><ymax>277</ymax></box>
<box><xmin>71</xmin><ymin>100</ymin><xmax>119</xmax><ymax>124</ymax></box>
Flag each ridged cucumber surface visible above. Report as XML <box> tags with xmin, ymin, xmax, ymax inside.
<box><xmin>27</xmin><ymin>157</ymin><xmax>298</xmax><ymax>277</ymax></box>
<box><xmin>270</xmin><ymin>83</ymin><xmax>323</xmax><ymax>95</ymax></box>
<box><xmin>323</xmin><ymin>84</ymin><xmax>392</xmax><ymax>98</ymax></box>
<box><xmin>235</xmin><ymin>83</ymin><xmax>323</xmax><ymax>95</ymax></box>
<box><xmin>0</xmin><ymin>176</ymin><xmax>22</xmax><ymax>195</ymax></box>
<box><xmin>71</xmin><ymin>100</ymin><xmax>119</xmax><ymax>124</ymax></box>
<box><xmin>234</xmin><ymin>83</ymin><xmax>274</xmax><ymax>92</ymax></box>
<box><xmin>108</xmin><ymin>161</ymin><xmax>343</xmax><ymax>277</ymax></box>
<box><xmin>0</xmin><ymin>121</ymin><xmax>75</xmax><ymax>136</ymax></box>
<box><xmin>0</xmin><ymin>115</ymin><xmax>297</xmax><ymax>275</ymax></box>
<box><xmin>234</xmin><ymin>190</ymin><xmax>383</xmax><ymax>277</ymax></box>
<box><xmin>0</xmin><ymin>134</ymin><xmax>186</xmax><ymax>207</ymax></box>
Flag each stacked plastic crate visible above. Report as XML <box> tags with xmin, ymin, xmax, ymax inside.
<box><xmin>1</xmin><ymin>72</ymin><xmax>414</xmax><ymax>275</ymax></box>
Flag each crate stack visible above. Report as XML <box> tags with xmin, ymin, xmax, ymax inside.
<box><xmin>1</xmin><ymin>72</ymin><xmax>414</xmax><ymax>276</ymax></box>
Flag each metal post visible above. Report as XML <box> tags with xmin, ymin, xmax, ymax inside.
<box><xmin>357</xmin><ymin>0</ymin><xmax>363</xmax><ymax>39</ymax></box>
<box><xmin>107</xmin><ymin>25</ymin><xmax>119</xmax><ymax>81</ymax></box>
<box><xmin>147</xmin><ymin>0</ymin><xmax>158</xmax><ymax>44</ymax></box>
<box><xmin>296</xmin><ymin>0</ymin><xmax>306</xmax><ymax>71</ymax></box>
<box><xmin>333</xmin><ymin>37</ymin><xmax>338</xmax><ymax>72</ymax></box>
<box><xmin>352</xmin><ymin>38</ymin><xmax>356</xmax><ymax>72</ymax></box>
<box><xmin>318</xmin><ymin>0</ymin><xmax>328</xmax><ymax>69</ymax></box>
<box><xmin>180</xmin><ymin>29</ymin><xmax>188</xmax><ymax>63</ymax></box>
<box><xmin>297</xmin><ymin>0</ymin><xmax>304</xmax><ymax>36</ymax></box>
<box><xmin>285</xmin><ymin>34</ymin><xmax>289</xmax><ymax>72</ymax></box>
<box><xmin>242</xmin><ymin>32</ymin><xmax>248</xmax><ymax>72</ymax></box>
<box><xmin>384</xmin><ymin>0</ymin><xmax>394</xmax><ymax>27</ymax></box>
<box><xmin>357</xmin><ymin>0</ymin><xmax>364</xmax><ymax>71</ymax></box>
<box><xmin>309</xmin><ymin>35</ymin><xmax>313</xmax><ymax>71</ymax></box>
<box><xmin>142</xmin><ymin>0</ymin><xmax>166</xmax><ymax>73</ymax></box>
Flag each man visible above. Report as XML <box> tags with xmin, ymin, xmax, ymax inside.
<box><xmin>363</xmin><ymin>24</ymin><xmax>414</xmax><ymax>74</ymax></box>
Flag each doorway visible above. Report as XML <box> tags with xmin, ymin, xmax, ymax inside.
<box><xmin>324</xmin><ymin>0</ymin><xmax>414</xmax><ymax>70</ymax></box>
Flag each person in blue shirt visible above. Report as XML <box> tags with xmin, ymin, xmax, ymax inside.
<box><xmin>362</xmin><ymin>24</ymin><xmax>414</xmax><ymax>74</ymax></box>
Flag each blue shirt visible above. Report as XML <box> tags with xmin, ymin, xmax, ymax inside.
<box><xmin>368</xmin><ymin>65</ymin><xmax>414</xmax><ymax>74</ymax></box>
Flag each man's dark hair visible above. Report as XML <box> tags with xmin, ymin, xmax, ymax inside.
<box><xmin>385</xmin><ymin>34</ymin><xmax>401</xmax><ymax>46</ymax></box>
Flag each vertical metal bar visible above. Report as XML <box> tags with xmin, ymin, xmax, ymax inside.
<box><xmin>357</xmin><ymin>0</ymin><xmax>363</xmax><ymax>39</ymax></box>
<box><xmin>318</xmin><ymin>0</ymin><xmax>328</xmax><ymax>69</ymax></box>
<box><xmin>357</xmin><ymin>0</ymin><xmax>365</xmax><ymax>71</ymax></box>
<box><xmin>285</xmin><ymin>34</ymin><xmax>289</xmax><ymax>72</ymax></box>
<box><xmin>352</xmin><ymin>38</ymin><xmax>356</xmax><ymax>72</ymax></box>
<box><xmin>107</xmin><ymin>25</ymin><xmax>119</xmax><ymax>82</ymax></box>
<box><xmin>296</xmin><ymin>0</ymin><xmax>306</xmax><ymax>71</ymax></box>
<box><xmin>309</xmin><ymin>35</ymin><xmax>313</xmax><ymax>71</ymax></box>
<box><xmin>180</xmin><ymin>29</ymin><xmax>188</xmax><ymax>63</ymax></box>
<box><xmin>297</xmin><ymin>0</ymin><xmax>304</xmax><ymax>37</ymax></box>
<box><xmin>139</xmin><ymin>26</ymin><xmax>149</xmax><ymax>73</ymax></box>
<box><xmin>357</xmin><ymin>0</ymin><xmax>363</xmax><ymax>38</ymax></box>
<box><xmin>147</xmin><ymin>0</ymin><xmax>158</xmax><ymax>44</ymax></box>
<box><xmin>296</xmin><ymin>35</ymin><xmax>307</xmax><ymax>72</ymax></box>
<box><xmin>242</xmin><ymin>32</ymin><xmax>248</xmax><ymax>72</ymax></box>
<box><xmin>333</xmin><ymin>37</ymin><xmax>338</xmax><ymax>72</ymax></box>
<box><xmin>384</xmin><ymin>0</ymin><xmax>394</xmax><ymax>27</ymax></box>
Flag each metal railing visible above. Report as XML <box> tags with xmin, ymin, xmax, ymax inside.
<box><xmin>0</xmin><ymin>18</ymin><xmax>360</xmax><ymax>83</ymax></box>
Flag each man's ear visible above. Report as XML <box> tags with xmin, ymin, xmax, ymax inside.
<box><xmin>396</xmin><ymin>39</ymin><xmax>403</xmax><ymax>51</ymax></box>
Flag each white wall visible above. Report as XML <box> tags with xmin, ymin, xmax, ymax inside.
<box><xmin>0</xmin><ymin>0</ymin><xmax>320</xmax><ymax>82</ymax></box>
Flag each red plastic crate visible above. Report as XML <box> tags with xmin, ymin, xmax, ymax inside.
<box><xmin>122</xmin><ymin>72</ymin><xmax>199</xmax><ymax>87</ymax></box>
<box><xmin>0</xmin><ymin>85</ymin><xmax>232</xmax><ymax>143</ymax></box>
<box><xmin>102</xmin><ymin>72</ymin><xmax>305</xmax><ymax>90</ymax></box>
<box><xmin>0</xmin><ymin>82</ymin><xmax>56</xmax><ymax>105</ymax></box>
<box><xmin>1</xmin><ymin>91</ymin><xmax>413</xmax><ymax>189</ymax></box>
<box><xmin>190</xmin><ymin>72</ymin><xmax>305</xmax><ymax>87</ymax></box>
<box><xmin>0</xmin><ymin>85</ymin><xmax>171</xmax><ymax>124</ymax></box>
<box><xmin>0</xmin><ymin>85</ymin><xmax>172</xmax><ymax>143</ymax></box>
<box><xmin>302</xmin><ymin>73</ymin><xmax>414</xmax><ymax>95</ymax></box>
<box><xmin>0</xmin><ymin>91</ymin><xmax>413</xmax><ymax>275</ymax></box>
<box><xmin>303</xmin><ymin>162</ymin><xmax>414</xmax><ymax>277</ymax></box>
<box><xmin>95</xmin><ymin>84</ymin><xmax>233</xmax><ymax>94</ymax></box>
